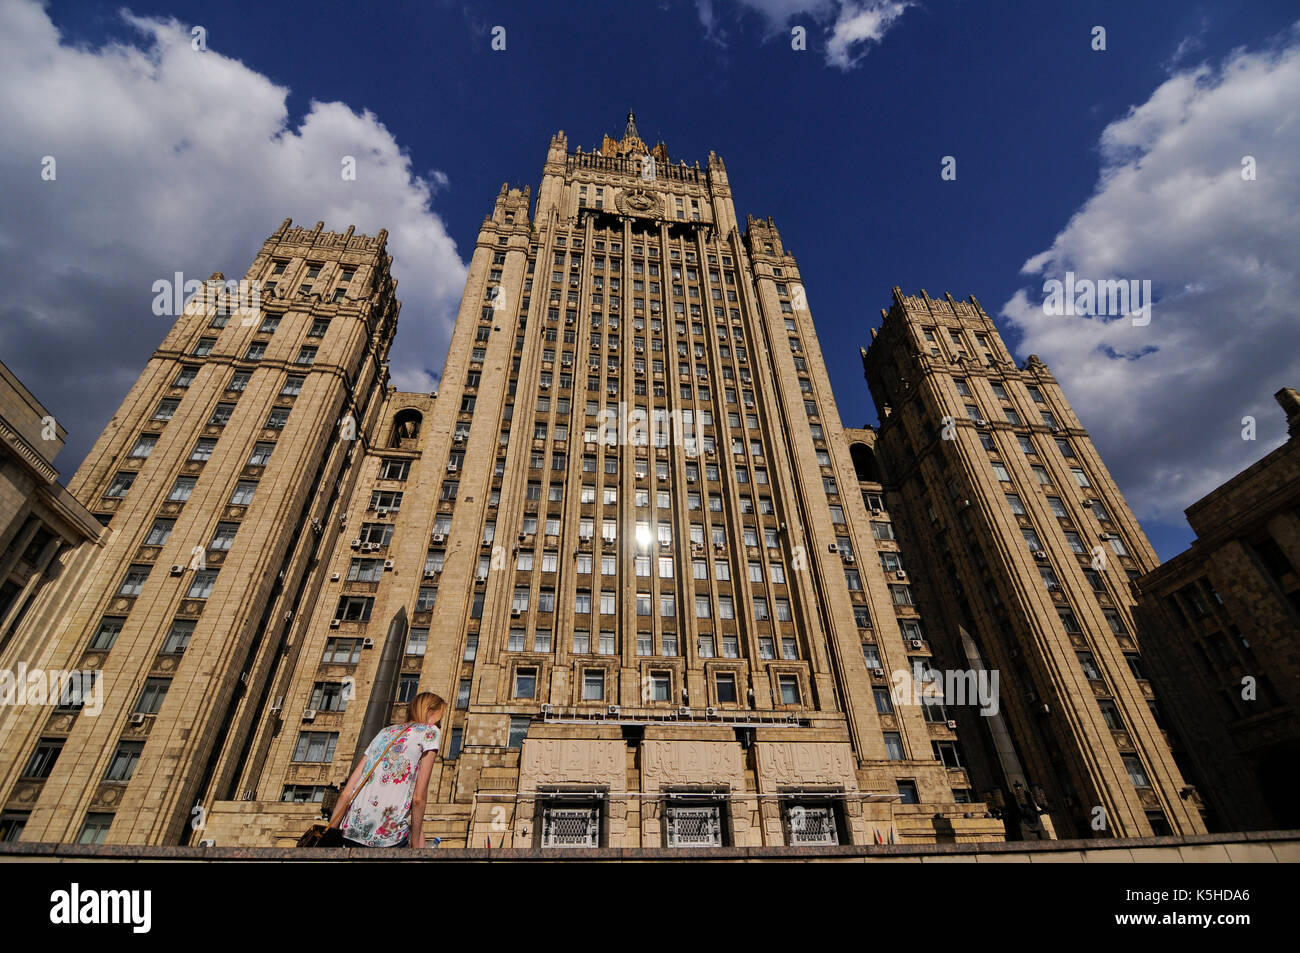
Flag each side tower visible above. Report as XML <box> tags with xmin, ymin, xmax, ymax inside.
<box><xmin>0</xmin><ymin>221</ymin><xmax>398</xmax><ymax>844</ymax></box>
<box><xmin>861</xmin><ymin>289</ymin><xmax>1204</xmax><ymax>838</ymax></box>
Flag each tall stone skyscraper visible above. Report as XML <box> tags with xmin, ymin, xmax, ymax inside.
<box><xmin>861</xmin><ymin>289</ymin><xmax>1205</xmax><ymax>839</ymax></box>
<box><xmin>0</xmin><ymin>220</ymin><xmax>401</xmax><ymax>845</ymax></box>
<box><xmin>0</xmin><ymin>117</ymin><xmax>1001</xmax><ymax>848</ymax></box>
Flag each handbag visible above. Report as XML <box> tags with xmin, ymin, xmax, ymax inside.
<box><xmin>298</xmin><ymin>726</ymin><xmax>411</xmax><ymax>847</ymax></box>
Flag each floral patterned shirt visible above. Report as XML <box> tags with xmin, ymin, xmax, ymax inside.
<box><xmin>340</xmin><ymin>722</ymin><xmax>440</xmax><ymax>847</ymax></box>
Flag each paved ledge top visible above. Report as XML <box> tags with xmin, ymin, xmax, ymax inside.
<box><xmin>2</xmin><ymin>829</ymin><xmax>1296</xmax><ymax>862</ymax></box>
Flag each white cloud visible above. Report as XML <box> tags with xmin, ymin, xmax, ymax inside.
<box><xmin>699</xmin><ymin>0</ymin><xmax>909</xmax><ymax>67</ymax></box>
<box><xmin>0</xmin><ymin>0</ymin><xmax>466</xmax><ymax>470</ymax></box>
<box><xmin>1001</xmin><ymin>24</ymin><xmax>1300</xmax><ymax>523</ymax></box>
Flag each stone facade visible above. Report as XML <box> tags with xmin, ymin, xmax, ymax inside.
<box><xmin>1132</xmin><ymin>388</ymin><xmax>1300</xmax><ymax>831</ymax></box>
<box><xmin>860</xmin><ymin>289</ymin><xmax>1206</xmax><ymax>839</ymax></box>
<box><xmin>0</xmin><ymin>361</ymin><xmax>103</xmax><ymax>664</ymax></box>
<box><xmin>0</xmin><ymin>118</ymin><xmax>1001</xmax><ymax>849</ymax></box>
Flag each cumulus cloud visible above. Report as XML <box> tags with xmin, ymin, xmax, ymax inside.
<box><xmin>698</xmin><ymin>0</ymin><xmax>910</xmax><ymax>68</ymax></box>
<box><xmin>1001</xmin><ymin>24</ymin><xmax>1300</xmax><ymax>523</ymax></box>
<box><xmin>0</xmin><ymin>0</ymin><xmax>466</xmax><ymax>471</ymax></box>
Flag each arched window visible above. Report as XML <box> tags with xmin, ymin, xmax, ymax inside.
<box><xmin>850</xmin><ymin>443</ymin><xmax>881</xmax><ymax>483</ymax></box>
<box><xmin>391</xmin><ymin>409</ymin><xmax>423</xmax><ymax>448</ymax></box>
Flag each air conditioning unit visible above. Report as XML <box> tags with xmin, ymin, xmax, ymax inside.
<box><xmin>974</xmin><ymin>418</ymin><xmax>987</xmax><ymax>427</ymax></box>
<box><xmin>330</xmin><ymin>618</ymin><xmax>341</xmax><ymax>628</ymax></box>
<box><xmin>454</xmin><ymin>435</ymin><xmax>466</xmax><ymax>445</ymax></box>
<box><xmin>423</xmin><ymin>569</ymin><xmax>437</xmax><ymax>579</ymax></box>
<box><xmin>270</xmin><ymin>696</ymin><xmax>284</xmax><ymax>713</ymax></box>
<box><xmin>1039</xmin><ymin>703</ymin><xmax>1051</xmax><ymax>715</ymax></box>
<box><xmin>130</xmin><ymin>713</ymin><xmax>146</xmax><ymax>725</ymax></box>
<box><xmin>870</xmin><ymin>508</ymin><xmax>883</xmax><ymax>515</ymax></box>
<box><xmin>311</xmin><ymin>517</ymin><xmax>323</xmax><ymax>532</ymax></box>
<box><xmin>302</xmin><ymin>709</ymin><xmax>317</xmax><ymax>722</ymax></box>
<box><xmin>843</xmin><ymin>554</ymin><xmax>855</xmax><ymax>564</ymax></box>
<box><xmin>871</xmin><ymin>668</ymin><xmax>885</xmax><ymax>678</ymax></box>
<box><xmin>714</xmin><ymin>542</ymin><xmax>725</xmax><ymax>552</ymax></box>
<box><xmin>350</xmin><ymin>539</ymin><xmax>362</xmax><ymax>549</ymax></box>
<box><xmin>705</xmin><ymin>707</ymin><xmax>718</xmax><ymax>717</ymax></box>
<box><xmin>608</xmin><ymin>705</ymin><xmax>620</xmax><ymax>716</ymax></box>
<box><xmin>169</xmin><ymin>564</ymin><xmax>185</xmax><ymax>576</ymax></box>
<box><xmin>827</xmin><ymin>543</ymin><xmax>839</xmax><ymax>553</ymax></box>
<box><xmin>362</xmin><ymin>638</ymin><xmax>374</xmax><ymax>648</ymax></box>
<box><xmin>566</xmin><ymin>317</ymin><xmax>575</xmax><ymax>325</ymax></box>
<box><xmin>946</xmin><ymin>720</ymin><xmax>958</xmax><ymax>729</ymax></box>
<box><xmin>363</xmin><ymin>542</ymin><xmax>378</xmax><ymax>552</ymax></box>
<box><xmin>678</xmin><ymin>707</ymin><xmax>691</xmax><ymax>717</ymax></box>
<box><xmin>511</xmin><ymin>608</ymin><xmax>522</xmax><ymax>618</ymax></box>
<box><xmin>540</xmin><ymin>382</ymin><xmax>550</xmax><ymax>390</ymax></box>
<box><xmin>447</xmin><ymin>463</ymin><xmax>458</xmax><ymax>472</ymax></box>
<box><xmin>540</xmin><ymin>703</ymin><xmax>554</xmax><ymax>715</ymax></box>
<box><xmin>895</xmin><ymin>570</ymin><xmax>907</xmax><ymax>579</ymax></box>
<box><xmin>376</xmin><ymin>506</ymin><xmax>389</xmax><ymax>516</ymax></box>
<box><xmin>198</xmin><ymin>839</ymin><xmax>216</xmax><ymax>847</ymax></box>
<box><xmin>1033</xmin><ymin>550</ymin><xmax>1048</xmax><ymax>560</ymax></box>
<box><xmin>659</xmin><ymin>539</ymin><xmax>671</xmax><ymax>549</ymax></box>
<box><xmin>910</xmin><ymin>639</ymin><xmax>923</xmax><ymax>649</ymax></box>
<box><xmin>330</xmin><ymin>572</ymin><xmax>341</xmax><ymax>582</ymax></box>
<box><xmin>432</xmin><ymin>534</ymin><xmax>446</xmax><ymax>543</ymax></box>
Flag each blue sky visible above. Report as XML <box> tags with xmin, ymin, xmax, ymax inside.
<box><xmin>5</xmin><ymin>0</ymin><xmax>1300</xmax><ymax>560</ymax></box>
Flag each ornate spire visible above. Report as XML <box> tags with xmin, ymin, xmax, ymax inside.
<box><xmin>624</xmin><ymin>109</ymin><xmax>639</xmax><ymax>141</ymax></box>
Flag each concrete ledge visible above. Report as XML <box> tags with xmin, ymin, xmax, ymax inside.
<box><xmin>1</xmin><ymin>829</ymin><xmax>1296</xmax><ymax>862</ymax></box>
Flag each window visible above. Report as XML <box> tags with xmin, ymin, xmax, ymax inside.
<box><xmin>292</xmin><ymin>732</ymin><xmax>339</xmax><ymax>763</ymax></box>
<box><xmin>105</xmin><ymin>472</ymin><xmax>135</xmax><ymax>498</ymax></box>
<box><xmin>1076</xmin><ymin>650</ymin><xmax>1102</xmax><ymax>680</ymax></box>
<box><xmin>118</xmin><ymin>565</ymin><xmax>150</xmax><ymax>597</ymax></box>
<box><xmin>514</xmin><ymin>668</ymin><xmax>537</xmax><ymax>700</ymax></box>
<box><xmin>153</xmin><ymin>398</ymin><xmax>180</xmax><ymax>421</ymax></box>
<box><xmin>335</xmin><ymin>595</ymin><xmax>373</xmax><ymax>622</ymax></box>
<box><xmin>281</xmin><ymin>375</ymin><xmax>305</xmax><ymax>397</ymax></box>
<box><xmin>322</xmin><ymin>638</ymin><xmax>363</xmax><ymax>664</ymax></box>
<box><xmin>187</xmin><ymin>569</ymin><xmax>218</xmax><ymax>599</ymax></box>
<box><xmin>230</xmin><ymin>481</ymin><xmax>257</xmax><ymax>506</ymax></box>
<box><xmin>169</xmin><ymin>476</ymin><xmax>196</xmax><ymax>502</ymax></box>
<box><xmin>22</xmin><ymin>739</ymin><xmax>63</xmax><ymax>779</ymax></box>
<box><xmin>883</xmin><ymin>733</ymin><xmax>905</xmax><ymax>761</ymax></box>
<box><xmin>583</xmin><ymin>670</ymin><xmax>605</xmax><ymax>701</ymax></box>
<box><xmin>508</xmin><ymin>717</ymin><xmax>530</xmax><ymax>749</ymax></box>
<box><xmin>191</xmin><ymin>438</ymin><xmax>217</xmax><ymax>462</ymax></box>
<box><xmin>162</xmin><ymin>620</ymin><xmax>194</xmax><ymax>655</ymax></box>
<box><xmin>1071</xmin><ymin>468</ymin><xmax>1091</xmax><ymax>488</ymax></box>
<box><xmin>77</xmin><ymin>814</ymin><xmax>113</xmax><ymax>846</ymax></box>
<box><xmin>248</xmin><ymin>442</ymin><xmax>274</xmax><ymax>467</ymax></box>
<box><xmin>134</xmin><ymin>677</ymin><xmax>171</xmax><ymax>714</ymax></box>
<box><xmin>130</xmin><ymin>434</ymin><xmax>157</xmax><ymax>458</ymax></box>
<box><xmin>90</xmin><ymin>617</ymin><xmax>125</xmax><ymax>651</ymax></box>
<box><xmin>1122</xmin><ymin>755</ymin><xmax>1151</xmax><ymax>788</ymax></box>
<box><xmin>992</xmin><ymin>462</ymin><xmax>1011</xmax><ymax>482</ymax></box>
<box><xmin>265</xmin><ymin>408</ymin><xmax>290</xmax><ymax>429</ymax></box>
<box><xmin>1099</xmin><ymin>699</ymin><xmax>1125</xmax><ymax>731</ymax></box>
<box><xmin>295</xmin><ymin>346</ymin><xmax>318</xmax><ymax>365</ymax></box>
<box><xmin>777</xmin><ymin>675</ymin><xmax>801</xmax><ymax>705</ymax></box>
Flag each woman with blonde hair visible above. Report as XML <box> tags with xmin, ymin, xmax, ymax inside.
<box><xmin>327</xmin><ymin>691</ymin><xmax>445</xmax><ymax>848</ymax></box>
